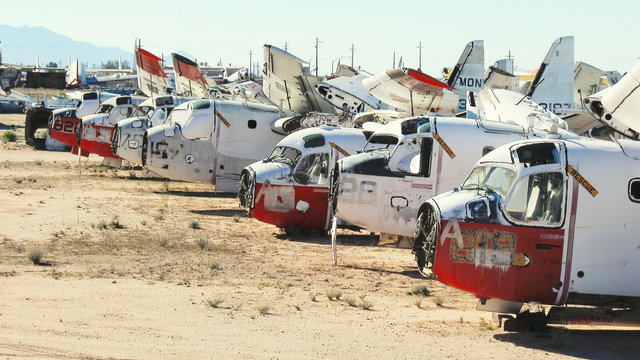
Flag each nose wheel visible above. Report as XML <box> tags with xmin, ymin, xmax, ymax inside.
<box><xmin>238</xmin><ymin>170</ymin><xmax>253</xmax><ymax>209</ymax></box>
<box><xmin>413</xmin><ymin>206</ymin><xmax>438</xmax><ymax>277</ymax></box>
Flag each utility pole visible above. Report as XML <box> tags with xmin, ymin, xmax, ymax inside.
<box><xmin>284</xmin><ymin>42</ymin><xmax>288</xmax><ymax>52</ymax></box>
<box><xmin>315</xmin><ymin>37</ymin><xmax>319</xmax><ymax>77</ymax></box>
<box><xmin>393</xmin><ymin>51</ymin><xmax>395</xmax><ymax>68</ymax></box>
<box><xmin>417</xmin><ymin>41</ymin><xmax>425</xmax><ymax>71</ymax></box>
<box><xmin>350</xmin><ymin>43</ymin><xmax>355</xmax><ymax>68</ymax></box>
<box><xmin>248</xmin><ymin>50</ymin><xmax>253</xmax><ymax>79</ymax></box>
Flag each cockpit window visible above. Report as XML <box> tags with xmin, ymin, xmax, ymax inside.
<box><xmin>266</xmin><ymin>146</ymin><xmax>301</xmax><ymax>167</ymax></box>
<box><xmin>150</xmin><ymin>108</ymin><xmax>169</xmax><ymax>127</ymax></box>
<box><xmin>461</xmin><ymin>166</ymin><xmax>516</xmax><ymax>197</ymax></box>
<box><xmin>505</xmin><ymin>172</ymin><xmax>564</xmax><ymax>225</ymax></box>
<box><xmin>97</xmin><ymin>104</ymin><xmax>113</xmax><ymax>114</ymax></box>
<box><xmin>515</xmin><ymin>143</ymin><xmax>560</xmax><ymax>167</ymax></box>
<box><xmin>363</xmin><ymin>134</ymin><xmax>398</xmax><ymax>152</ymax></box>
<box><xmin>293</xmin><ymin>153</ymin><xmax>329</xmax><ymax>185</ymax></box>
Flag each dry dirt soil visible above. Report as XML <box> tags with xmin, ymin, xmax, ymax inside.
<box><xmin>1</xmin><ymin>110</ymin><xmax>639</xmax><ymax>359</ymax></box>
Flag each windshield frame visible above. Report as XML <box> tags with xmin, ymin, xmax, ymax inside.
<box><xmin>461</xmin><ymin>165</ymin><xmax>517</xmax><ymax>197</ymax></box>
<box><xmin>266</xmin><ymin>146</ymin><xmax>301</xmax><ymax>167</ymax></box>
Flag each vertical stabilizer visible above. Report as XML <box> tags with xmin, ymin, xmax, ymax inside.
<box><xmin>171</xmin><ymin>53</ymin><xmax>209</xmax><ymax>98</ymax></box>
<box><xmin>447</xmin><ymin>40</ymin><xmax>484</xmax><ymax>112</ymax></box>
<box><xmin>262</xmin><ymin>44</ymin><xmax>335</xmax><ymax>114</ymax></box>
<box><xmin>135</xmin><ymin>47</ymin><xmax>171</xmax><ymax>97</ymax></box>
<box><xmin>526</xmin><ymin>36</ymin><xmax>574</xmax><ymax>114</ymax></box>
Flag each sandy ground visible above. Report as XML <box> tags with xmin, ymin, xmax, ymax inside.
<box><xmin>1</xmin><ymin>111</ymin><xmax>639</xmax><ymax>359</ymax></box>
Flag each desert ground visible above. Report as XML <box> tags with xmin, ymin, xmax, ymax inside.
<box><xmin>1</xmin><ymin>98</ymin><xmax>639</xmax><ymax>359</ymax></box>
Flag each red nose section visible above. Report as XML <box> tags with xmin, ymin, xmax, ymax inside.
<box><xmin>250</xmin><ymin>182</ymin><xmax>330</xmax><ymax>229</ymax></box>
<box><xmin>432</xmin><ymin>219</ymin><xmax>565</xmax><ymax>305</ymax></box>
<box><xmin>79</xmin><ymin>124</ymin><xmax>119</xmax><ymax>159</ymax></box>
<box><xmin>49</xmin><ymin>116</ymin><xmax>80</xmax><ymax>147</ymax></box>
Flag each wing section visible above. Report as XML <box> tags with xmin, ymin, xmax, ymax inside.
<box><xmin>585</xmin><ymin>61</ymin><xmax>640</xmax><ymax>139</ymax></box>
<box><xmin>362</xmin><ymin>67</ymin><xmax>457</xmax><ymax>115</ymax></box>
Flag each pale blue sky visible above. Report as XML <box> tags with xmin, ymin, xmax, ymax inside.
<box><xmin>2</xmin><ymin>0</ymin><xmax>638</xmax><ymax>76</ymax></box>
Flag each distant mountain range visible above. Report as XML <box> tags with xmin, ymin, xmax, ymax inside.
<box><xmin>0</xmin><ymin>24</ymin><xmax>133</xmax><ymax>68</ymax></box>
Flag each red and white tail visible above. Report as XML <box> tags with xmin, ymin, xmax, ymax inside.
<box><xmin>135</xmin><ymin>47</ymin><xmax>171</xmax><ymax>97</ymax></box>
<box><xmin>171</xmin><ymin>53</ymin><xmax>209</xmax><ymax>99</ymax></box>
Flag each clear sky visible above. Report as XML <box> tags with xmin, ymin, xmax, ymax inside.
<box><xmin>2</xmin><ymin>0</ymin><xmax>638</xmax><ymax>76</ymax></box>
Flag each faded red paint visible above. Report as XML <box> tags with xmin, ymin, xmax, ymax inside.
<box><xmin>251</xmin><ymin>182</ymin><xmax>329</xmax><ymax>229</ymax></box>
<box><xmin>79</xmin><ymin>124</ymin><xmax>119</xmax><ymax>159</ymax></box>
<box><xmin>432</xmin><ymin>220</ymin><xmax>565</xmax><ymax>305</ymax></box>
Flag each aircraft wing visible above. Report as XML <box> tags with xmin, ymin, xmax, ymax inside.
<box><xmin>262</xmin><ymin>44</ymin><xmax>335</xmax><ymax>114</ymax></box>
<box><xmin>136</xmin><ymin>47</ymin><xmax>172</xmax><ymax>97</ymax></box>
<box><xmin>475</xmin><ymin>88</ymin><xmax>570</xmax><ymax>133</ymax></box>
<box><xmin>362</xmin><ymin>67</ymin><xmax>458</xmax><ymax>115</ymax></box>
<box><xmin>172</xmin><ymin>53</ymin><xmax>209</xmax><ymax>99</ymax></box>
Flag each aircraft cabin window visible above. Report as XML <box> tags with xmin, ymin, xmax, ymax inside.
<box><xmin>293</xmin><ymin>153</ymin><xmax>329</xmax><ymax>185</ymax></box>
<box><xmin>505</xmin><ymin>172</ymin><xmax>564</xmax><ymax>225</ymax></box>
<box><xmin>629</xmin><ymin>178</ymin><xmax>640</xmax><ymax>203</ymax></box>
<box><xmin>515</xmin><ymin>143</ymin><xmax>559</xmax><ymax>167</ymax></box>
<box><xmin>248</xmin><ymin>120</ymin><xmax>257</xmax><ymax>129</ymax></box>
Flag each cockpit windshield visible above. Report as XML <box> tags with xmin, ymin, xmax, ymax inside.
<box><xmin>97</xmin><ymin>104</ymin><xmax>113</xmax><ymax>114</ymax></box>
<box><xmin>461</xmin><ymin>166</ymin><xmax>516</xmax><ymax>197</ymax></box>
<box><xmin>266</xmin><ymin>146</ymin><xmax>301</xmax><ymax>167</ymax></box>
<box><xmin>149</xmin><ymin>108</ymin><xmax>169</xmax><ymax>127</ymax></box>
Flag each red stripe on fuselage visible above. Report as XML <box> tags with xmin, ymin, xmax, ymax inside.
<box><xmin>433</xmin><ymin>220</ymin><xmax>564</xmax><ymax>304</ymax></box>
<box><xmin>79</xmin><ymin>124</ymin><xmax>119</xmax><ymax>158</ymax></box>
<box><xmin>251</xmin><ymin>182</ymin><xmax>329</xmax><ymax>229</ymax></box>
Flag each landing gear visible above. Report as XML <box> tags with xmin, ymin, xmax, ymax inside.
<box><xmin>413</xmin><ymin>206</ymin><xmax>438</xmax><ymax>276</ymax></box>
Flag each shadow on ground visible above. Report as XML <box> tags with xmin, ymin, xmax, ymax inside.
<box><xmin>494</xmin><ymin>328</ymin><xmax>640</xmax><ymax>360</ymax></box>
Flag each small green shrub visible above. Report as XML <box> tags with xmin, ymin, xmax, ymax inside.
<box><xmin>309</xmin><ymin>293</ymin><xmax>317</xmax><ymax>302</ymax></box>
<box><xmin>13</xmin><ymin>177</ymin><xmax>24</xmax><ymax>184</ymax></box>
<box><xmin>325</xmin><ymin>288</ymin><xmax>343</xmax><ymax>300</ymax></box>
<box><xmin>257</xmin><ymin>304</ymin><xmax>271</xmax><ymax>316</ymax></box>
<box><xmin>207</xmin><ymin>297</ymin><xmax>224</xmax><ymax>308</ymax></box>
<box><xmin>209</xmin><ymin>261</ymin><xmax>221</xmax><ymax>271</ymax></box>
<box><xmin>189</xmin><ymin>220</ymin><xmax>201</xmax><ymax>229</ymax></box>
<box><xmin>2</xmin><ymin>131</ymin><xmax>17</xmax><ymax>143</ymax></box>
<box><xmin>409</xmin><ymin>285</ymin><xmax>429</xmax><ymax>296</ymax></box>
<box><xmin>414</xmin><ymin>299</ymin><xmax>422</xmax><ymax>308</ymax></box>
<box><xmin>158</xmin><ymin>237</ymin><xmax>169</xmax><ymax>247</ymax></box>
<box><xmin>359</xmin><ymin>300</ymin><xmax>373</xmax><ymax>310</ymax></box>
<box><xmin>344</xmin><ymin>296</ymin><xmax>357</xmax><ymax>307</ymax></box>
<box><xmin>95</xmin><ymin>220</ymin><xmax>108</xmax><ymax>230</ymax></box>
<box><xmin>233</xmin><ymin>215</ymin><xmax>241</xmax><ymax>222</ymax></box>
<box><xmin>432</xmin><ymin>295</ymin><xmax>444</xmax><ymax>306</ymax></box>
<box><xmin>109</xmin><ymin>216</ymin><xmax>125</xmax><ymax>229</ymax></box>
<box><xmin>196</xmin><ymin>238</ymin><xmax>208</xmax><ymax>250</ymax></box>
<box><xmin>27</xmin><ymin>250</ymin><xmax>44</xmax><ymax>265</ymax></box>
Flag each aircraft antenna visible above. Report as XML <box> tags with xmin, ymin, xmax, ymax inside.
<box><xmin>417</xmin><ymin>41</ymin><xmax>425</xmax><ymax>71</ymax></box>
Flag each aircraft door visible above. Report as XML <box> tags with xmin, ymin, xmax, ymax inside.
<box><xmin>292</xmin><ymin>151</ymin><xmax>330</xmax><ymax>229</ymax></box>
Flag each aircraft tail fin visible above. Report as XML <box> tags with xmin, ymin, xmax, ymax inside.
<box><xmin>526</xmin><ymin>36</ymin><xmax>574</xmax><ymax>113</ymax></box>
<box><xmin>447</xmin><ymin>40</ymin><xmax>484</xmax><ymax>112</ymax></box>
<box><xmin>262</xmin><ymin>44</ymin><xmax>335</xmax><ymax>114</ymax></box>
<box><xmin>172</xmin><ymin>52</ymin><xmax>209</xmax><ymax>98</ymax></box>
<box><xmin>484</xmin><ymin>59</ymin><xmax>518</xmax><ymax>91</ymax></box>
<box><xmin>135</xmin><ymin>47</ymin><xmax>171</xmax><ymax>97</ymax></box>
